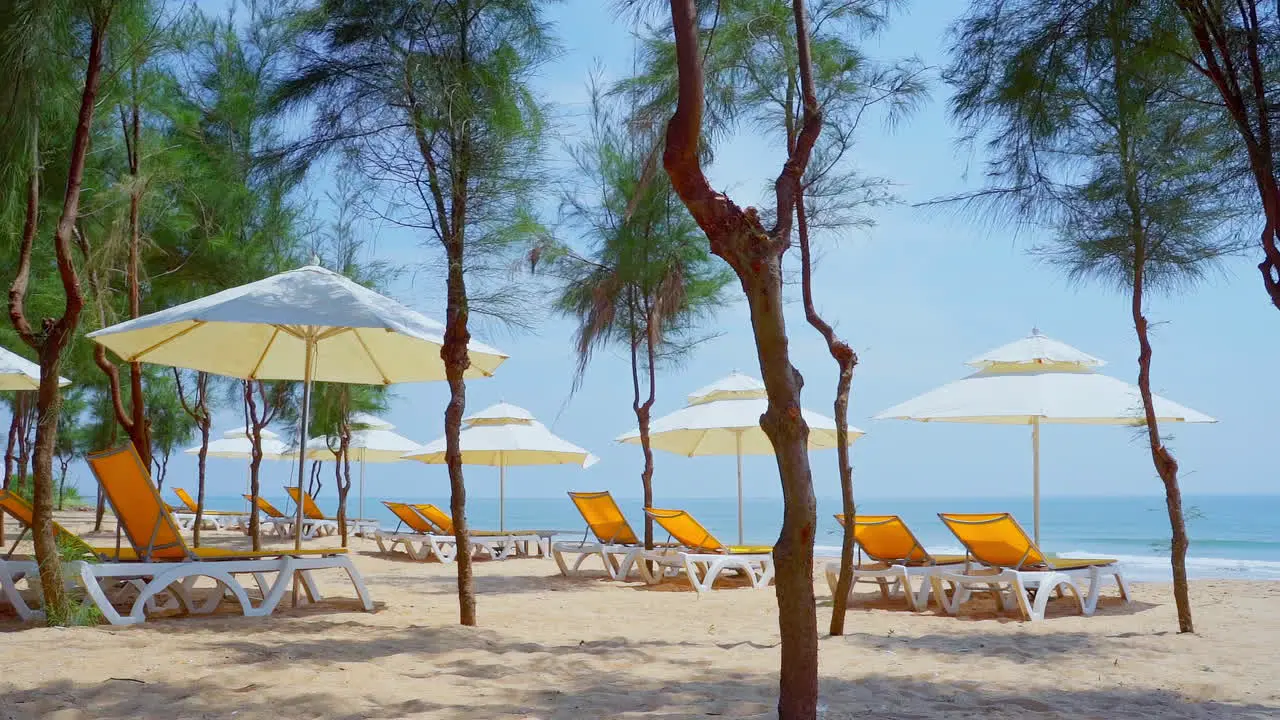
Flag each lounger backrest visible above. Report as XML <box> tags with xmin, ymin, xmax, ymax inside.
<box><xmin>835</xmin><ymin>514</ymin><xmax>931</xmax><ymax>564</ymax></box>
<box><xmin>286</xmin><ymin>487</ymin><xmax>327</xmax><ymax>519</ymax></box>
<box><xmin>244</xmin><ymin>494</ymin><xmax>286</xmax><ymax>518</ymax></box>
<box><xmin>0</xmin><ymin>489</ymin><xmax>77</xmax><ymax>544</ymax></box>
<box><xmin>88</xmin><ymin>445</ymin><xmax>191</xmax><ymax>561</ymax></box>
<box><xmin>938</xmin><ymin>512</ymin><xmax>1045</xmax><ymax>569</ymax></box>
<box><xmin>384</xmin><ymin>501</ymin><xmax>436</xmax><ymax>534</ymax></box>
<box><xmin>173</xmin><ymin>487</ymin><xmax>199</xmax><ymax>512</ymax></box>
<box><xmin>645</xmin><ymin>508</ymin><xmax>723</xmax><ymax>553</ymax></box>
<box><xmin>569</xmin><ymin>491</ymin><xmax>638</xmax><ymax>545</ymax></box>
<box><xmin>412</xmin><ymin>504</ymin><xmax>454</xmax><ymax>534</ymax></box>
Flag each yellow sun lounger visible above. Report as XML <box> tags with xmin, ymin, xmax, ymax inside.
<box><xmin>372</xmin><ymin>501</ymin><xmax>510</xmax><ymax>563</ymax></box>
<box><xmin>170</xmin><ymin>487</ymin><xmax>244</xmax><ymax>532</ymax></box>
<box><xmin>240</xmin><ymin>495</ymin><xmax>297</xmax><ymax>538</ymax></box>
<box><xmin>931</xmin><ymin>512</ymin><xmax>1130</xmax><ymax>621</ymax></box>
<box><xmin>68</xmin><ymin>445</ymin><xmax>373</xmax><ymax>625</ymax></box>
<box><xmin>412</xmin><ymin>503</ymin><xmax>553</xmax><ymax>559</ymax></box>
<box><xmin>639</xmin><ymin>508</ymin><xmax>774</xmax><ymax>594</ymax></box>
<box><xmin>284</xmin><ymin>487</ymin><xmax>377</xmax><ymax>538</ymax></box>
<box><xmin>0</xmin><ymin>489</ymin><xmax>143</xmax><ymax>621</ymax></box>
<box><xmin>824</xmin><ymin>515</ymin><xmax>968</xmax><ymax>611</ymax></box>
<box><xmin>552</xmin><ymin>491</ymin><xmax>647</xmax><ymax>580</ymax></box>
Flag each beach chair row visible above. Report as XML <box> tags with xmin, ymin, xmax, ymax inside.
<box><xmin>169</xmin><ymin>486</ymin><xmax>379</xmax><ymax>540</ymax></box>
<box><xmin>372</xmin><ymin>501</ymin><xmax>554</xmax><ymax>563</ymax></box>
<box><xmin>552</xmin><ymin>491</ymin><xmax>1130</xmax><ymax>621</ymax></box>
<box><xmin>0</xmin><ymin>445</ymin><xmax>373</xmax><ymax>626</ymax></box>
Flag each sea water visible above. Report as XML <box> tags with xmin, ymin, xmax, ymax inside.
<box><xmin>196</xmin><ymin>493</ymin><xmax>1280</xmax><ymax>582</ymax></box>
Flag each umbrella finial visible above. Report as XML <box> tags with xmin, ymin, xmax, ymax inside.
<box><xmin>1031</xmin><ymin>327</ymin><xmax>1041</xmax><ymax>336</ymax></box>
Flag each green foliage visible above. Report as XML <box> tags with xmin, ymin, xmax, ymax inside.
<box><xmin>538</xmin><ymin>78</ymin><xmax>731</xmax><ymax>387</ymax></box>
<box><xmin>944</xmin><ymin>0</ymin><xmax>1246</xmax><ymax>293</ymax></box>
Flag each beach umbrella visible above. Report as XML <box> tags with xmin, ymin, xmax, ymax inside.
<box><xmin>88</xmin><ymin>264</ymin><xmax>508</xmax><ymax>551</ymax></box>
<box><xmin>405</xmin><ymin>403</ymin><xmax>596</xmax><ymax>530</ymax></box>
<box><xmin>305</xmin><ymin>415</ymin><xmax>421</xmax><ymax>521</ymax></box>
<box><xmin>0</xmin><ymin>345</ymin><xmax>70</xmax><ymax>390</ymax></box>
<box><xmin>185</xmin><ymin>427</ymin><xmax>296</xmax><ymax>514</ymax></box>
<box><xmin>616</xmin><ymin>372</ymin><xmax>865</xmax><ymax>544</ymax></box>
<box><xmin>874</xmin><ymin>329</ymin><xmax>1215</xmax><ymax>544</ymax></box>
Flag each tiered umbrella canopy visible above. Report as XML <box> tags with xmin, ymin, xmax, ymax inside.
<box><xmin>875</xmin><ymin>329</ymin><xmax>1215</xmax><ymax>543</ymax></box>
<box><xmin>89</xmin><ymin>265</ymin><xmax>507</xmax><ymax>550</ymax></box>
<box><xmin>0</xmin><ymin>345</ymin><xmax>69</xmax><ymax>390</ymax></box>
<box><xmin>306</xmin><ymin>414</ymin><xmax>421</xmax><ymax>520</ymax></box>
<box><xmin>407</xmin><ymin>403</ymin><xmax>595</xmax><ymax>530</ymax></box>
<box><xmin>617</xmin><ymin>372</ymin><xmax>865</xmax><ymax>544</ymax></box>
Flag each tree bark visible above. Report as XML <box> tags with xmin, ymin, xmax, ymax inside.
<box><xmin>8</xmin><ymin>12</ymin><xmax>108</xmax><ymax>625</ymax></box>
<box><xmin>663</xmin><ymin>1</ymin><xmax>823</xmax><ymax>715</ymax></box>
<box><xmin>336</xmin><ymin>409</ymin><xmax>352</xmax><ymax>548</ymax></box>
<box><xmin>796</xmin><ymin>196</ymin><xmax>858</xmax><ymax>636</ymax></box>
<box><xmin>245</xmin><ymin>381</ymin><xmax>263</xmax><ymax>551</ymax></box>
<box><xmin>629</xmin><ymin>291</ymin><xmax>659</xmax><ymax>551</ymax></box>
<box><xmin>1175</xmin><ymin>0</ymin><xmax>1280</xmax><ymax>311</ymax></box>
<box><xmin>442</xmin><ymin>239</ymin><xmax>476</xmax><ymax>625</ymax></box>
<box><xmin>175</xmin><ymin>370</ymin><xmax>211</xmax><ymax>546</ymax></box>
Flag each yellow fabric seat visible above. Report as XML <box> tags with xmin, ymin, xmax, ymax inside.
<box><xmin>412</xmin><ymin>503</ymin><xmax>543</xmax><ymax>537</ymax></box>
<box><xmin>172</xmin><ymin>487</ymin><xmax>241</xmax><ymax>516</ymax></box>
<box><xmin>938</xmin><ymin>512</ymin><xmax>1116</xmax><ymax>571</ymax></box>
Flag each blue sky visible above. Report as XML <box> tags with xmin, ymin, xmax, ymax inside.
<box><xmin>81</xmin><ymin>0</ymin><xmax>1278</xmax><ymax>503</ymax></box>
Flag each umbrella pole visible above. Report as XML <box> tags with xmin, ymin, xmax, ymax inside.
<box><xmin>292</xmin><ymin>332</ymin><xmax>316</xmax><ymax>606</ymax></box>
<box><xmin>1032</xmin><ymin>417</ymin><xmax>1041</xmax><ymax>546</ymax></box>
<box><xmin>499</xmin><ymin>453</ymin><xmax>506</xmax><ymax>532</ymax></box>
<box><xmin>359</xmin><ymin>455</ymin><xmax>365</xmax><ymax>523</ymax></box>
<box><xmin>736</xmin><ymin>431</ymin><xmax>744</xmax><ymax>545</ymax></box>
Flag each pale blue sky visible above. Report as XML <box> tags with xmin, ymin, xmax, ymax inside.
<box><xmin>82</xmin><ymin>0</ymin><xmax>1277</xmax><ymax>502</ymax></box>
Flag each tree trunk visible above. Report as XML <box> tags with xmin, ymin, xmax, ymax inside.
<box><xmin>629</xmin><ymin>300</ymin><xmax>659</xmax><ymax>551</ymax></box>
<box><xmin>194</xmin><ymin>421</ymin><xmax>209</xmax><ymax>547</ymax></box>
<box><xmin>794</xmin><ymin>196</ymin><xmax>859</xmax><ymax>636</ymax></box>
<box><xmin>442</xmin><ymin>241</ymin><xmax>476</xmax><ymax>626</ymax></box>
<box><xmin>663</xmin><ymin>0</ymin><xmax>823</xmax><ymax>715</ymax></box>
<box><xmin>336</xmin><ymin>431</ymin><xmax>352</xmax><ymax>548</ymax></box>
<box><xmin>1135</xmin><ymin>307</ymin><xmax>1192</xmax><ymax>632</ymax></box>
<box><xmin>57</xmin><ymin>457</ymin><xmax>70</xmax><ymax>510</ymax></box>
<box><xmin>245</xmin><ymin>381</ymin><xmax>263</xmax><ymax>551</ymax></box>
<box><xmin>1</xmin><ymin>395</ymin><xmax>21</xmax><ymax>543</ymax></box>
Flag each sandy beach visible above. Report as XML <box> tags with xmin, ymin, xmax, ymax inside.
<box><xmin>2</xmin><ymin>510</ymin><xmax>1277</xmax><ymax>719</ymax></box>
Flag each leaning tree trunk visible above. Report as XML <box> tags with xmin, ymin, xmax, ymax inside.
<box><xmin>1</xmin><ymin>396</ymin><xmax>20</xmax><ymax>543</ymax></box>
<box><xmin>193</xmin><ymin>419</ymin><xmax>210</xmax><ymax>547</ymax></box>
<box><xmin>1134</xmin><ymin>292</ymin><xmax>1192</xmax><ymax>632</ymax></box>
<box><xmin>663</xmin><ymin>0</ymin><xmax>823</xmax><ymax>715</ymax></box>
<box><xmin>336</xmin><ymin>431</ymin><xmax>352</xmax><ymax>548</ymax></box>
<box><xmin>8</xmin><ymin>14</ymin><xmax>106</xmax><ymax>625</ymax></box>
<box><xmin>795</xmin><ymin>196</ymin><xmax>859</xmax><ymax>635</ymax></box>
<box><xmin>442</xmin><ymin>238</ymin><xmax>476</xmax><ymax>626</ymax></box>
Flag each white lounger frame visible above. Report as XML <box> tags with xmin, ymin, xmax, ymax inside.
<box><xmin>636</xmin><ymin>548</ymin><xmax>775</xmax><ymax>595</ymax></box>
<box><xmin>930</xmin><ymin>563</ymin><xmax>1131</xmax><ymax>621</ymax></box>
<box><xmin>823</xmin><ymin>561</ymin><xmax>960</xmax><ymax>611</ymax></box>
<box><xmin>2</xmin><ymin>553</ymin><xmax>373</xmax><ymax>625</ymax></box>
<box><xmin>552</xmin><ymin>540</ymin><xmax>642</xmax><ymax>580</ymax></box>
<box><xmin>372</xmin><ymin>530</ymin><xmax>513</xmax><ymax>563</ymax></box>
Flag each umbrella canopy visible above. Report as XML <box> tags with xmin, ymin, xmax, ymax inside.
<box><xmin>86</xmin><ymin>265</ymin><xmax>507</xmax><ymax>383</ymax></box>
<box><xmin>185</xmin><ymin>427</ymin><xmax>295</xmax><ymax>460</ymax></box>
<box><xmin>89</xmin><ymin>264</ymin><xmax>507</xmax><ymax>552</ymax></box>
<box><xmin>617</xmin><ymin>372</ymin><xmax>865</xmax><ymax>543</ymax></box>
<box><xmin>406</xmin><ymin>402</ymin><xmax>596</xmax><ymax>530</ymax></box>
<box><xmin>875</xmin><ymin>329</ymin><xmax>1215</xmax><ymax>543</ymax></box>
<box><xmin>0</xmin><ymin>345</ymin><xmax>70</xmax><ymax>391</ymax></box>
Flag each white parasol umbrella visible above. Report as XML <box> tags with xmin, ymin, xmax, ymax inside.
<box><xmin>185</xmin><ymin>427</ymin><xmax>296</xmax><ymax>514</ymax></box>
<box><xmin>617</xmin><ymin>372</ymin><xmax>865</xmax><ymax>544</ymax></box>
<box><xmin>305</xmin><ymin>415</ymin><xmax>421</xmax><ymax>521</ymax></box>
<box><xmin>874</xmin><ymin>329</ymin><xmax>1215</xmax><ymax>544</ymax></box>
<box><xmin>0</xmin><ymin>345</ymin><xmax>70</xmax><ymax>390</ymax></box>
<box><xmin>88</xmin><ymin>264</ymin><xmax>507</xmax><ymax>551</ymax></box>
<box><xmin>406</xmin><ymin>403</ymin><xmax>596</xmax><ymax>530</ymax></box>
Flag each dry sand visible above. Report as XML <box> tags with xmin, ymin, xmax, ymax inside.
<box><xmin>2</xmin><ymin>510</ymin><xmax>1277</xmax><ymax>719</ymax></box>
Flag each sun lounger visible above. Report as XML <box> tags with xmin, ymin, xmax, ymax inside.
<box><xmin>67</xmin><ymin>445</ymin><xmax>373</xmax><ymax>625</ymax></box>
<box><xmin>284</xmin><ymin>487</ymin><xmax>376</xmax><ymax>537</ymax></box>
<box><xmin>412</xmin><ymin>503</ymin><xmax>554</xmax><ymax>559</ymax></box>
<box><xmin>0</xmin><ymin>489</ymin><xmax>188</xmax><ymax>622</ymax></box>
<box><xmin>170</xmin><ymin>487</ymin><xmax>244</xmax><ymax>531</ymax></box>
<box><xmin>638</xmin><ymin>508</ymin><xmax>774</xmax><ymax>594</ymax></box>
<box><xmin>372</xmin><ymin>501</ymin><xmax>512</xmax><ymax>563</ymax></box>
<box><xmin>931</xmin><ymin>512</ymin><xmax>1130</xmax><ymax>621</ymax></box>
<box><xmin>823</xmin><ymin>514</ymin><xmax>968</xmax><ymax>611</ymax></box>
<box><xmin>552</xmin><ymin>491</ymin><xmax>652</xmax><ymax>579</ymax></box>
<box><xmin>240</xmin><ymin>495</ymin><xmax>297</xmax><ymax>538</ymax></box>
